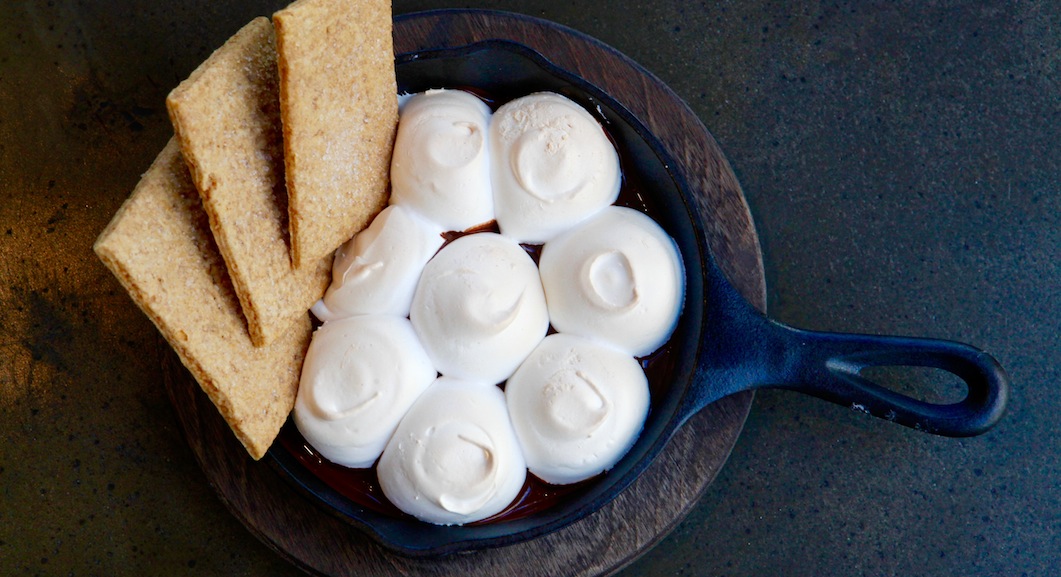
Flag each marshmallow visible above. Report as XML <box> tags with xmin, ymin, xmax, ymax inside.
<box><xmin>390</xmin><ymin>89</ymin><xmax>494</xmax><ymax>231</ymax></box>
<box><xmin>378</xmin><ymin>377</ymin><xmax>527</xmax><ymax>525</ymax></box>
<box><xmin>506</xmin><ymin>333</ymin><xmax>649</xmax><ymax>485</ymax></box>
<box><xmin>539</xmin><ymin>206</ymin><xmax>684</xmax><ymax>357</ymax></box>
<box><xmin>294</xmin><ymin>315</ymin><xmax>437</xmax><ymax>468</ymax></box>
<box><xmin>312</xmin><ymin>205</ymin><xmax>444</xmax><ymax>321</ymax></box>
<box><xmin>490</xmin><ymin>92</ymin><xmax>620</xmax><ymax>243</ymax></box>
<box><xmin>410</xmin><ymin>233</ymin><xmax>549</xmax><ymax>384</ymax></box>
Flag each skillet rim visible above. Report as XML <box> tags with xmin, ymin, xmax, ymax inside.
<box><xmin>266</xmin><ymin>37</ymin><xmax>715</xmax><ymax>557</ymax></box>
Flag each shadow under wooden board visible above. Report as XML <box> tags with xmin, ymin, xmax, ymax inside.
<box><xmin>163</xmin><ymin>9</ymin><xmax>764</xmax><ymax>577</ymax></box>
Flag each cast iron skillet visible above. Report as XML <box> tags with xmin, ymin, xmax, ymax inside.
<box><xmin>268</xmin><ymin>39</ymin><xmax>1009</xmax><ymax>557</ymax></box>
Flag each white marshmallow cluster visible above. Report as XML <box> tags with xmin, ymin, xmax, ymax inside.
<box><xmin>295</xmin><ymin>89</ymin><xmax>684</xmax><ymax>525</ymax></box>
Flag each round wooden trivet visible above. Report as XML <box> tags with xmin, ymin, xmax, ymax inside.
<box><xmin>164</xmin><ymin>10</ymin><xmax>764</xmax><ymax>577</ymax></box>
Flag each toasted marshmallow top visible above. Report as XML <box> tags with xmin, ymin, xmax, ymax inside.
<box><xmin>390</xmin><ymin>89</ymin><xmax>494</xmax><ymax>231</ymax></box>
<box><xmin>378</xmin><ymin>377</ymin><xmax>527</xmax><ymax>525</ymax></box>
<box><xmin>539</xmin><ymin>206</ymin><xmax>684</xmax><ymax>357</ymax></box>
<box><xmin>294</xmin><ymin>315</ymin><xmax>437</xmax><ymax>468</ymax></box>
<box><xmin>410</xmin><ymin>233</ymin><xmax>549</xmax><ymax>384</ymax></box>
<box><xmin>311</xmin><ymin>205</ymin><xmax>444</xmax><ymax>322</ymax></box>
<box><xmin>490</xmin><ymin>92</ymin><xmax>620</xmax><ymax>243</ymax></box>
<box><xmin>506</xmin><ymin>333</ymin><xmax>649</xmax><ymax>485</ymax></box>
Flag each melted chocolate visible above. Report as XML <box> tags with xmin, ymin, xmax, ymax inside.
<box><xmin>439</xmin><ymin>220</ymin><xmax>500</xmax><ymax>247</ymax></box>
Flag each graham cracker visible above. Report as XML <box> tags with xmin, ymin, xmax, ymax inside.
<box><xmin>93</xmin><ymin>138</ymin><xmax>311</xmax><ymax>460</ymax></box>
<box><xmin>166</xmin><ymin>16</ymin><xmax>330</xmax><ymax>347</ymax></box>
<box><xmin>273</xmin><ymin>0</ymin><xmax>398</xmax><ymax>268</ymax></box>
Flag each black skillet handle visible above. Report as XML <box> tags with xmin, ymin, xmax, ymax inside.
<box><xmin>752</xmin><ymin>320</ymin><xmax>1010</xmax><ymax>436</ymax></box>
<box><xmin>687</xmin><ymin>265</ymin><xmax>1009</xmax><ymax>437</ymax></box>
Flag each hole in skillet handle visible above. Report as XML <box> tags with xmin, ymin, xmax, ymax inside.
<box><xmin>782</xmin><ymin>326</ymin><xmax>1010</xmax><ymax>436</ymax></box>
<box><xmin>268</xmin><ymin>40</ymin><xmax>711</xmax><ymax>558</ymax></box>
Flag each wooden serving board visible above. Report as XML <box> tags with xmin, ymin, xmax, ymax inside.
<box><xmin>164</xmin><ymin>10</ymin><xmax>764</xmax><ymax>576</ymax></box>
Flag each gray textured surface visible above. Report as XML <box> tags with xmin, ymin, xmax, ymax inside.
<box><xmin>1</xmin><ymin>1</ymin><xmax>1057</xmax><ymax>575</ymax></box>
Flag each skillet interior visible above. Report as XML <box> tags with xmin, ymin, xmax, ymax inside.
<box><xmin>268</xmin><ymin>39</ymin><xmax>711</xmax><ymax>556</ymax></box>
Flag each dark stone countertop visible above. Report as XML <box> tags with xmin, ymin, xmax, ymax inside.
<box><xmin>1</xmin><ymin>1</ymin><xmax>1056</xmax><ymax>575</ymax></box>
